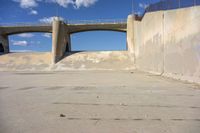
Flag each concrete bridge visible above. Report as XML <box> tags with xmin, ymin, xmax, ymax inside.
<box><xmin>0</xmin><ymin>19</ymin><xmax>129</xmax><ymax>63</ymax></box>
<box><xmin>68</xmin><ymin>23</ymin><xmax>127</xmax><ymax>34</ymax></box>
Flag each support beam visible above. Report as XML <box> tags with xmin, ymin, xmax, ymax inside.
<box><xmin>52</xmin><ymin>19</ymin><xmax>71</xmax><ymax>64</ymax></box>
<box><xmin>127</xmin><ymin>15</ymin><xmax>135</xmax><ymax>62</ymax></box>
<box><xmin>0</xmin><ymin>35</ymin><xmax>9</xmax><ymax>53</ymax></box>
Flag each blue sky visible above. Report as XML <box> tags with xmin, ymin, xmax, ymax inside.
<box><xmin>0</xmin><ymin>0</ymin><xmax>170</xmax><ymax>52</ymax></box>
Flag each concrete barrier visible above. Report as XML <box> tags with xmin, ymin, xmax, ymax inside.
<box><xmin>133</xmin><ymin>6</ymin><xmax>200</xmax><ymax>84</ymax></box>
<box><xmin>134</xmin><ymin>11</ymin><xmax>164</xmax><ymax>74</ymax></box>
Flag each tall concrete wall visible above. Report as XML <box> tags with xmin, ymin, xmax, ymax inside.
<box><xmin>163</xmin><ymin>7</ymin><xmax>200</xmax><ymax>83</ymax></box>
<box><xmin>133</xmin><ymin>6</ymin><xmax>200</xmax><ymax>83</ymax></box>
<box><xmin>134</xmin><ymin>11</ymin><xmax>164</xmax><ymax>74</ymax></box>
<box><xmin>127</xmin><ymin>15</ymin><xmax>135</xmax><ymax>62</ymax></box>
<box><xmin>0</xmin><ymin>35</ymin><xmax>9</xmax><ymax>53</ymax></box>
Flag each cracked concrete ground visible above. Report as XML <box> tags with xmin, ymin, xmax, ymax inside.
<box><xmin>0</xmin><ymin>70</ymin><xmax>199</xmax><ymax>133</ymax></box>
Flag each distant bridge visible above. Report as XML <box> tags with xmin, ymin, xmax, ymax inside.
<box><xmin>0</xmin><ymin>18</ymin><xmax>131</xmax><ymax>63</ymax></box>
<box><xmin>0</xmin><ymin>20</ymin><xmax>127</xmax><ymax>35</ymax></box>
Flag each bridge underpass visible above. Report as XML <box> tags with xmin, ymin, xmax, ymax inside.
<box><xmin>70</xmin><ymin>31</ymin><xmax>126</xmax><ymax>51</ymax></box>
<box><xmin>8</xmin><ymin>33</ymin><xmax>52</xmax><ymax>53</ymax></box>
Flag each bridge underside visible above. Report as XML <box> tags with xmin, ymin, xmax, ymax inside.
<box><xmin>68</xmin><ymin>23</ymin><xmax>127</xmax><ymax>34</ymax></box>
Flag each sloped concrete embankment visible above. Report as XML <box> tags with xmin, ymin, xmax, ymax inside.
<box><xmin>133</xmin><ymin>6</ymin><xmax>200</xmax><ymax>84</ymax></box>
<box><xmin>0</xmin><ymin>51</ymin><xmax>134</xmax><ymax>71</ymax></box>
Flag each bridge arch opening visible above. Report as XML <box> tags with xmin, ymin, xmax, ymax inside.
<box><xmin>9</xmin><ymin>32</ymin><xmax>52</xmax><ymax>52</ymax></box>
<box><xmin>70</xmin><ymin>31</ymin><xmax>127</xmax><ymax>51</ymax></box>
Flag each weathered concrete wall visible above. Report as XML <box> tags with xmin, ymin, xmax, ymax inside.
<box><xmin>52</xmin><ymin>20</ymin><xmax>71</xmax><ymax>64</ymax></box>
<box><xmin>134</xmin><ymin>11</ymin><xmax>164</xmax><ymax>74</ymax></box>
<box><xmin>127</xmin><ymin>15</ymin><xmax>135</xmax><ymax>62</ymax></box>
<box><xmin>163</xmin><ymin>7</ymin><xmax>200</xmax><ymax>83</ymax></box>
<box><xmin>0</xmin><ymin>51</ymin><xmax>134</xmax><ymax>71</ymax></box>
<box><xmin>0</xmin><ymin>35</ymin><xmax>9</xmax><ymax>53</ymax></box>
<box><xmin>134</xmin><ymin>6</ymin><xmax>200</xmax><ymax>83</ymax></box>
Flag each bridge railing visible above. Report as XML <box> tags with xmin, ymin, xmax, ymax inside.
<box><xmin>66</xmin><ymin>19</ymin><xmax>127</xmax><ymax>25</ymax></box>
<box><xmin>0</xmin><ymin>19</ymin><xmax>127</xmax><ymax>27</ymax></box>
<box><xmin>0</xmin><ymin>22</ymin><xmax>51</xmax><ymax>27</ymax></box>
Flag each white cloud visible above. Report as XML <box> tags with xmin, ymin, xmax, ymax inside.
<box><xmin>11</xmin><ymin>40</ymin><xmax>28</xmax><ymax>46</ymax></box>
<box><xmin>13</xmin><ymin>0</ymin><xmax>97</xmax><ymax>10</ymax></box>
<box><xmin>46</xmin><ymin>0</ymin><xmax>98</xmax><ymax>8</ymax></box>
<box><xmin>17</xmin><ymin>33</ymin><xmax>34</xmax><ymax>38</ymax></box>
<box><xmin>39</xmin><ymin>16</ymin><xmax>64</xmax><ymax>23</ymax></box>
<box><xmin>74</xmin><ymin>0</ymin><xmax>97</xmax><ymax>8</ymax></box>
<box><xmin>29</xmin><ymin>9</ymin><xmax>38</xmax><ymax>15</ymax></box>
<box><xmin>46</xmin><ymin>0</ymin><xmax>73</xmax><ymax>8</ymax></box>
<box><xmin>139</xmin><ymin>3</ymin><xmax>149</xmax><ymax>9</ymax></box>
<box><xmin>43</xmin><ymin>33</ymin><xmax>52</xmax><ymax>38</ymax></box>
<box><xmin>13</xmin><ymin>0</ymin><xmax>39</xmax><ymax>8</ymax></box>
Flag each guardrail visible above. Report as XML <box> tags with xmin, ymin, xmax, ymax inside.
<box><xmin>0</xmin><ymin>19</ymin><xmax>127</xmax><ymax>27</ymax></box>
<box><xmin>144</xmin><ymin>0</ymin><xmax>200</xmax><ymax>13</ymax></box>
<box><xmin>66</xmin><ymin>19</ymin><xmax>127</xmax><ymax>24</ymax></box>
<box><xmin>0</xmin><ymin>22</ymin><xmax>51</xmax><ymax>27</ymax></box>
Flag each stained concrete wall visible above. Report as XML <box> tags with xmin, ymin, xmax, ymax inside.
<box><xmin>133</xmin><ymin>6</ymin><xmax>200</xmax><ymax>83</ymax></box>
<box><xmin>134</xmin><ymin>11</ymin><xmax>164</xmax><ymax>74</ymax></box>
<box><xmin>127</xmin><ymin>15</ymin><xmax>135</xmax><ymax>62</ymax></box>
<box><xmin>0</xmin><ymin>51</ymin><xmax>134</xmax><ymax>71</ymax></box>
<box><xmin>163</xmin><ymin>6</ymin><xmax>200</xmax><ymax>83</ymax></box>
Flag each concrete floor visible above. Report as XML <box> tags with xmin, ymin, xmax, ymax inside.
<box><xmin>0</xmin><ymin>70</ymin><xmax>199</xmax><ymax>133</ymax></box>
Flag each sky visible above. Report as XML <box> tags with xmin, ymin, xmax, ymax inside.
<box><xmin>0</xmin><ymin>0</ymin><xmax>186</xmax><ymax>52</ymax></box>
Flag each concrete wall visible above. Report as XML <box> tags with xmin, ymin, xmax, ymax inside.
<box><xmin>127</xmin><ymin>15</ymin><xmax>135</xmax><ymax>62</ymax></box>
<box><xmin>134</xmin><ymin>11</ymin><xmax>164</xmax><ymax>74</ymax></box>
<box><xmin>163</xmin><ymin>6</ymin><xmax>200</xmax><ymax>83</ymax></box>
<box><xmin>133</xmin><ymin>6</ymin><xmax>200</xmax><ymax>83</ymax></box>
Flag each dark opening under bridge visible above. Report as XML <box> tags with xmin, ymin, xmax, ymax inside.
<box><xmin>0</xmin><ymin>17</ymin><xmax>134</xmax><ymax>63</ymax></box>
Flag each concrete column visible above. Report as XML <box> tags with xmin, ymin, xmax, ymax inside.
<box><xmin>52</xmin><ymin>20</ymin><xmax>71</xmax><ymax>64</ymax></box>
<box><xmin>0</xmin><ymin>35</ymin><xmax>9</xmax><ymax>53</ymax></box>
<box><xmin>127</xmin><ymin>15</ymin><xmax>135</xmax><ymax>61</ymax></box>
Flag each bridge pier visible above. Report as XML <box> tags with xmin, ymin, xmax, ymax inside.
<box><xmin>65</xmin><ymin>34</ymin><xmax>71</xmax><ymax>52</ymax></box>
<box><xmin>52</xmin><ymin>19</ymin><xmax>71</xmax><ymax>64</ymax></box>
<box><xmin>127</xmin><ymin>15</ymin><xmax>135</xmax><ymax>62</ymax></box>
<box><xmin>0</xmin><ymin>35</ymin><xmax>9</xmax><ymax>53</ymax></box>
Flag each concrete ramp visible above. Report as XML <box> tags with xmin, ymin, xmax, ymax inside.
<box><xmin>52</xmin><ymin>51</ymin><xmax>134</xmax><ymax>70</ymax></box>
<box><xmin>0</xmin><ymin>51</ymin><xmax>134</xmax><ymax>71</ymax></box>
<box><xmin>0</xmin><ymin>53</ymin><xmax>51</xmax><ymax>71</ymax></box>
